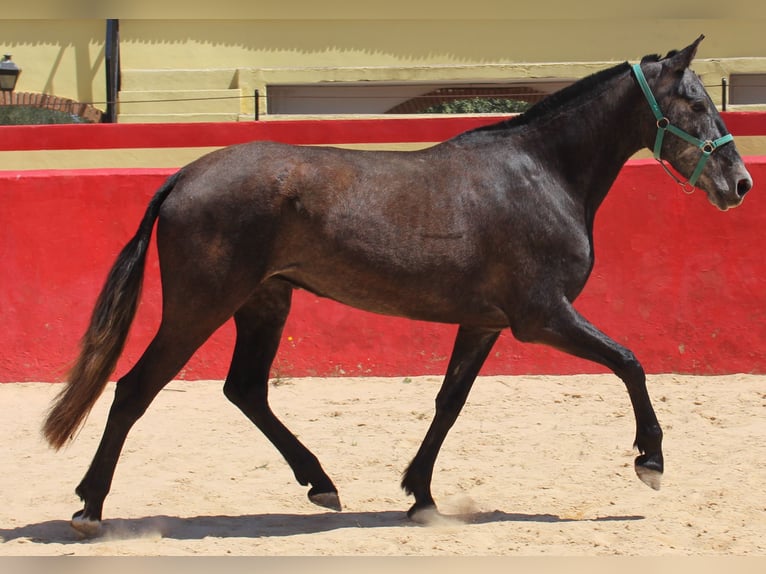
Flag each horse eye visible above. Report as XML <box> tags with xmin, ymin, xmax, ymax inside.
<box><xmin>691</xmin><ymin>100</ymin><xmax>707</xmax><ymax>113</ymax></box>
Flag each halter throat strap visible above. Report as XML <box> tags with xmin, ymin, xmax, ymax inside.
<box><xmin>631</xmin><ymin>63</ymin><xmax>733</xmax><ymax>190</ymax></box>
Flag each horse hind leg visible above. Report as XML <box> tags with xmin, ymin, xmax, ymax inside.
<box><xmin>70</xmin><ymin>308</ymin><xmax>229</xmax><ymax>537</ymax></box>
<box><xmin>223</xmin><ymin>281</ymin><xmax>340</xmax><ymax>511</ymax></box>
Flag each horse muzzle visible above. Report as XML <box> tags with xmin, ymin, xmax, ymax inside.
<box><xmin>711</xmin><ymin>169</ymin><xmax>753</xmax><ymax>211</ymax></box>
<box><xmin>700</xmin><ymin>161</ymin><xmax>753</xmax><ymax>211</ymax></box>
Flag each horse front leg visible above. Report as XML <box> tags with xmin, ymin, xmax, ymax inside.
<box><xmin>401</xmin><ymin>326</ymin><xmax>500</xmax><ymax>521</ymax></box>
<box><xmin>513</xmin><ymin>300</ymin><xmax>663</xmax><ymax>490</ymax></box>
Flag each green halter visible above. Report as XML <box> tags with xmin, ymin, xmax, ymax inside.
<box><xmin>632</xmin><ymin>63</ymin><xmax>733</xmax><ymax>191</ymax></box>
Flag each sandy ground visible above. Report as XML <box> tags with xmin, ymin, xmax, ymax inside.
<box><xmin>0</xmin><ymin>373</ymin><xmax>764</xmax><ymax>556</ymax></box>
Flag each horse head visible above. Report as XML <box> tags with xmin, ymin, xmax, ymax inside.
<box><xmin>635</xmin><ymin>35</ymin><xmax>753</xmax><ymax>210</ymax></box>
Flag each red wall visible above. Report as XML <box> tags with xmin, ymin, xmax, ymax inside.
<box><xmin>1</xmin><ymin>117</ymin><xmax>766</xmax><ymax>382</ymax></box>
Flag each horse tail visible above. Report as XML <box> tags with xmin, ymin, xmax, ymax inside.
<box><xmin>43</xmin><ymin>170</ymin><xmax>183</xmax><ymax>450</ymax></box>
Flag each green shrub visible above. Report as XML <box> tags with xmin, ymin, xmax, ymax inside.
<box><xmin>422</xmin><ymin>98</ymin><xmax>532</xmax><ymax>114</ymax></box>
<box><xmin>0</xmin><ymin>105</ymin><xmax>95</xmax><ymax>125</ymax></box>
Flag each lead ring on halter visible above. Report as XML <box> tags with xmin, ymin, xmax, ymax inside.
<box><xmin>632</xmin><ymin>63</ymin><xmax>734</xmax><ymax>192</ymax></box>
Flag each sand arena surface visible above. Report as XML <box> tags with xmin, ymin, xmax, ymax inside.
<box><xmin>0</xmin><ymin>374</ymin><xmax>764</xmax><ymax>555</ymax></box>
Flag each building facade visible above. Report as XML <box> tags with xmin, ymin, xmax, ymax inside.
<box><xmin>2</xmin><ymin>5</ymin><xmax>766</xmax><ymax>123</ymax></box>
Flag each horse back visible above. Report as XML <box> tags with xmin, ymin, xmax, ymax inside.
<box><xmin>157</xmin><ymin>140</ymin><xmax>593</xmax><ymax>326</ymax></box>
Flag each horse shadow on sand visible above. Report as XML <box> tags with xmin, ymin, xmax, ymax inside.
<box><xmin>1</xmin><ymin>510</ymin><xmax>645</xmax><ymax>544</ymax></box>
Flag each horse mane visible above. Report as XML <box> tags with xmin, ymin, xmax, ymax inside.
<box><xmin>641</xmin><ymin>52</ymin><xmax>673</xmax><ymax>64</ymax></box>
<box><xmin>454</xmin><ymin>51</ymin><xmax>672</xmax><ymax>139</ymax></box>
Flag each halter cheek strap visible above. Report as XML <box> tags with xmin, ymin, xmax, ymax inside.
<box><xmin>632</xmin><ymin>63</ymin><xmax>733</xmax><ymax>191</ymax></box>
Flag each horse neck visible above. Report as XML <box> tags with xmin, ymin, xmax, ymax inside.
<box><xmin>521</xmin><ymin>70</ymin><xmax>647</xmax><ymax>213</ymax></box>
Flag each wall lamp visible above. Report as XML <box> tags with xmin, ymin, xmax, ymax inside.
<box><xmin>0</xmin><ymin>54</ymin><xmax>21</xmax><ymax>92</ymax></box>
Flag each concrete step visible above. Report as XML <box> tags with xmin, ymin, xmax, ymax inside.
<box><xmin>117</xmin><ymin>112</ymin><xmax>242</xmax><ymax>123</ymax></box>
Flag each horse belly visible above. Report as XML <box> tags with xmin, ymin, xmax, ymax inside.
<box><xmin>270</xmin><ymin>250</ymin><xmax>508</xmax><ymax>328</ymax></box>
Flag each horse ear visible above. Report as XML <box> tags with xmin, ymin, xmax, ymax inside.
<box><xmin>666</xmin><ymin>35</ymin><xmax>705</xmax><ymax>72</ymax></box>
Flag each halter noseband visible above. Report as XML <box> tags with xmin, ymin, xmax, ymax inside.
<box><xmin>632</xmin><ymin>63</ymin><xmax>733</xmax><ymax>193</ymax></box>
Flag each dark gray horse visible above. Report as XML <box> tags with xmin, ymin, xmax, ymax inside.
<box><xmin>44</xmin><ymin>36</ymin><xmax>752</xmax><ymax>536</ymax></box>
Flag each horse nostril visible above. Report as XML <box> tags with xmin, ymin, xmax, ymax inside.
<box><xmin>737</xmin><ymin>177</ymin><xmax>753</xmax><ymax>197</ymax></box>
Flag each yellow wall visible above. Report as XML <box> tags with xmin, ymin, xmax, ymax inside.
<box><xmin>2</xmin><ymin>12</ymin><xmax>766</xmax><ymax>110</ymax></box>
<box><xmin>119</xmin><ymin>19</ymin><xmax>766</xmax><ymax>70</ymax></box>
<box><xmin>0</xmin><ymin>20</ymin><xmax>106</xmax><ymax>106</ymax></box>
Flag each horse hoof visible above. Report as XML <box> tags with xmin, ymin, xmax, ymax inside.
<box><xmin>309</xmin><ymin>491</ymin><xmax>342</xmax><ymax>511</ymax></box>
<box><xmin>635</xmin><ymin>463</ymin><xmax>662</xmax><ymax>490</ymax></box>
<box><xmin>71</xmin><ymin>511</ymin><xmax>102</xmax><ymax>538</ymax></box>
<box><xmin>406</xmin><ymin>504</ymin><xmax>440</xmax><ymax>525</ymax></box>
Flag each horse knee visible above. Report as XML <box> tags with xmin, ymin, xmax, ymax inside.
<box><xmin>616</xmin><ymin>350</ymin><xmax>646</xmax><ymax>384</ymax></box>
